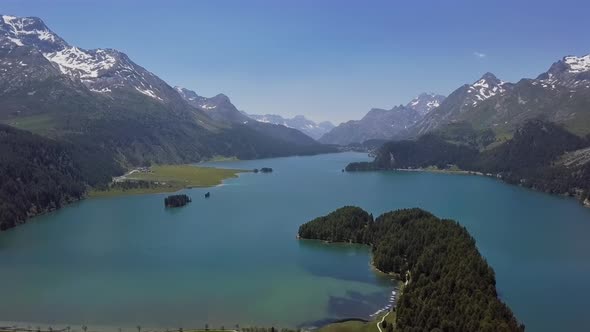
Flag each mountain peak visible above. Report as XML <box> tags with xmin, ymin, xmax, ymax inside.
<box><xmin>210</xmin><ymin>93</ymin><xmax>231</xmax><ymax>104</ymax></box>
<box><xmin>478</xmin><ymin>72</ymin><xmax>501</xmax><ymax>83</ymax></box>
<box><xmin>466</xmin><ymin>72</ymin><xmax>508</xmax><ymax>106</ymax></box>
<box><xmin>1</xmin><ymin>14</ymin><xmax>180</xmax><ymax>103</ymax></box>
<box><xmin>1</xmin><ymin>14</ymin><xmax>67</xmax><ymax>52</ymax></box>
<box><xmin>537</xmin><ymin>53</ymin><xmax>590</xmax><ymax>89</ymax></box>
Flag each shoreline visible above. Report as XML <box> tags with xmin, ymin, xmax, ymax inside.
<box><xmin>1</xmin><ymin>165</ymin><xmax>247</xmax><ymax>233</ymax></box>
<box><xmin>390</xmin><ymin>167</ymin><xmax>590</xmax><ymax>208</ymax></box>
<box><xmin>89</xmin><ymin>165</ymin><xmax>248</xmax><ymax>198</ymax></box>
<box><xmin>394</xmin><ymin>167</ymin><xmax>483</xmax><ymax>176</ymax></box>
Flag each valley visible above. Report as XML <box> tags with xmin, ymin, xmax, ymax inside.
<box><xmin>1</xmin><ymin>4</ymin><xmax>589</xmax><ymax>332</ymax></box>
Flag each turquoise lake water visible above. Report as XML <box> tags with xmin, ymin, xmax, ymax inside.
<box><xmin>1</xmin><ymin>152</ymin><xmax>590</xmax><ymax>331</ymax></box>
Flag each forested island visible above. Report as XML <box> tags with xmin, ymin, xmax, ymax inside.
<box><xmin>299</xmin><ymin>207</ymin><xmax>524</xmax><ymax>332</ymax></box>
<box><xmin>164</xmin><ymin>194</ymin><xmax>192</xmax><ymax>208</ymax></box>
<box><xmin>346</xmin><ymin>120</ymin><xmax>590</xmax><ymax>205</ymax></box>
<box><xmin>254</xmin><ymin>167</ymin><xmax>274</xmax><ymax>173</ymax></box>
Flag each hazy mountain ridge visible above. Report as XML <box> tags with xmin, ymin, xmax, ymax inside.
<box><xmin>245</xmin><ymin>113</ymin><xmax>334</xmax><ymax>140</ymax></box>
<box><xmin>174</xmin><ymin>86</ymin><xmax>321</xmax><ymax>146</ymax></box>
<box><xmin>319</xmin><ymin>93</ymin><xmax>446</xmax><ymax>145</ymax></box>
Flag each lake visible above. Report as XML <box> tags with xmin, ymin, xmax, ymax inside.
<box><xmin>1</xmin><ymin>152</ymin><xmax>589</xmax><ymax>331</ymax></box>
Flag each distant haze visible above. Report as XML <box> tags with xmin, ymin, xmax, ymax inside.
<box><xmin>2</xmin><ymin>0</ymin><xmax>588</xmax><ymax>124</ymax></box>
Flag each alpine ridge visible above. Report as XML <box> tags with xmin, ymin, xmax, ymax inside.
<box><xmin>407</xmin><ymin>54</ymin><xmax>590</xmax><ymax>138</ymax></box>
<box><xmin>319</xmin><ymin>93</ymin><xmax>446</xmax><ymax>145</ymax></box>
<box><xmin>0</xmin><ymin>14</ymin><xmax>333</xmax><ymax>167</ymax></box>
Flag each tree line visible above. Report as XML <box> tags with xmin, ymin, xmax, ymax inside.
<box><xmin>0</xmin><ymin>124</ymin><xmax>122</xmax><ymax>231</ymax></box>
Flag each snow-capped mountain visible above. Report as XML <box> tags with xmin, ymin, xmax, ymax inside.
<box><xmin>409</xmin><ymin>73</ymin><xmax>514</xmax><ymax>135</ymax></box>
<box><xmin>465</xmin><ymin>73</ymin><xmax>511</xmax><ymax>107</ymax></box>
<box><xmin>245</xmin><ymin>113</ymin><xmax>334</xmax><ymax>140</ymax></box>
<box><xmin>0</xmin><ymin>15</ymin><xmax>182</xmax><ymax>104</ymax></box>
<box><xmin>409</xmin><ymin>55</ymin><xmax>590</xmax><ymax>137</ymax></box>
<box><xmin>406</xmin><ymin>93</ymin><xmax>446</xmax><ymax>116</ymax></box>
<box><xmin>0</xmin><ymin>14</ymin><xmax>333</xmax><ymax>165</ymax></box>
<box><xmin>536</xmin><ymin>54</ymin><xmax>590</xmax><ymax>89</ymax></box>
<box><xmin>0</xmin><ymin>15</ymin><xmax>66</xmax><ymax>51</ymax></box>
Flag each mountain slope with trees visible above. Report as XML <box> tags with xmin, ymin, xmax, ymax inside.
<box><xmin>0</xmin><ymin>14</ymin><xmax>334</xmax><ymax>167</ymax></box>
<box><xmin>0</xmin><ymin>124</ymin><xmax>123</xmax><ymax>231</ymax></box>
<box><xmin>0</xmin><ymin>14</ymin><xmax>335</xmax><ymax>232</ymax></box>
<box><xmin>347</xmin><ymin>120</ymin><xmax>590</xmax><ymax>204</ymax></box>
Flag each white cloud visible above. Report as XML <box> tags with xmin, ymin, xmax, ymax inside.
<box><xmin>473</xmin><ymin>52</ymin><xmax>487</xmax><ymax>58</ymax></box>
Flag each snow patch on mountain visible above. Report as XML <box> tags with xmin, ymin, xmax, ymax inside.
<box><xmin>564</xmin><ymin>55</ymin><xmax>590</xmax><ymax>73</ymax></box>
<box><xmin>467</xmin><ymin>74</ymin><xmax>507</xmax><ymax>106</ymax></box>
<box><xmin>135</xmin><ymin>86</ymin><xmax>162</xmax><ymax>100</ymax></box>
<box><xmin>1</xmin><ymin>14</ymin><xmax>175</xmax><ymax>102</ymax></box>
<box><xmin>537</xmin><ymin>54</ymin><xmax>590</xmax><ymax>89</ymax></box>
<box><xmin>90</xmin><ymin>87</ymin><xmax>112</xmax><ymax>93</ymax></box>
<box><xmin>1</xmin><ymin>15</ymin><xmax>58</xmax><ymax>43</ymax></box>
<box><xmin>44</xmin><ymin>47</ymin><xmax>116</xmax><ymax>79</ymax></box>
<box><xmin>6</xmin><ymin>36</ymin><xmax>23</xmax><ymax>46</ymax></box>
<box><xmin>406</xmin><ymin>93</ymin><xmax>445</xmax><ymax>116</ymax></box>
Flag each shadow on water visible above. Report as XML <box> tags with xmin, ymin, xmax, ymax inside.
<box><xmin>297</xmin><ymin>290</ymin><xmax>387</xmax><ymax>328</ymax></box>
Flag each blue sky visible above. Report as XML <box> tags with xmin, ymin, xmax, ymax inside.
<box><xmin>1</xmin><ymin>0</ymin><xmax>589</xmax><ymax>124</ymax></box>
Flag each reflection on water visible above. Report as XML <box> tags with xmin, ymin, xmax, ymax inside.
<box><xmin>297</xmin><ymin>239</ymin><xmax>392</xmax><ymax>285</ymax></box>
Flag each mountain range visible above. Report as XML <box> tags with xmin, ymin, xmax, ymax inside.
<box><xmin>321</xmin><ymin>53</ymin><xmax>590</xmax><ymax>146</ymax></box>
<box><xmin>173</xmin><ymin>86</ymin><xmax>322</xmax><ymax>146</ymax></box>
<box><xmin>319</xmin><ymin>93</ymin><xmax>445</xmax><ymax>145</ymax></box>
<box><xmin>0</xmin><ymin>14</ymin><xmax>333</xmax><ymax>166</ymax></box>
<box><xmin>406</xmin><ymin>60</ymin><xmax>590</xmax><ymax>139</ymax></box>
<box><xmin>244</xmin><ymin>113</ymin><xmax>334</xmax><ymax>140</ymax></box>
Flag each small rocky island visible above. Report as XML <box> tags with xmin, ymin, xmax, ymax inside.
<box><xmin>164</xmin><ymin>194</ymin><xmax>192</xmax><ymax>208</ymax></box>
<box><xmin>253</xmin><ymin>167</ymin><xmax>273</xmax><ymax>173</ymax></box>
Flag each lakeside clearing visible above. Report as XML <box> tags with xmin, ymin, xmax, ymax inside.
<box><xmin>89</xmin><ymin>165</ymin><xmax>248</xmax><ymax>197</ymax></box>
